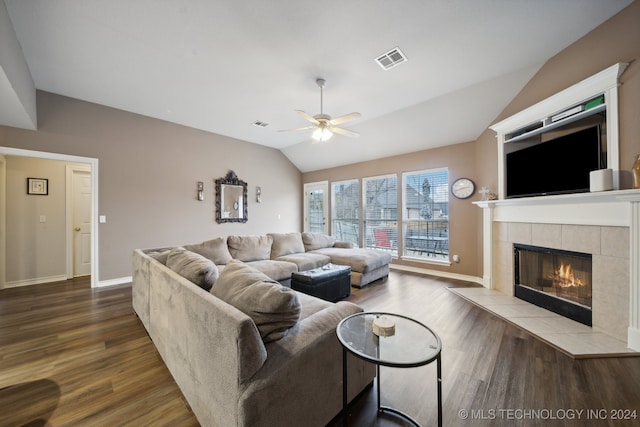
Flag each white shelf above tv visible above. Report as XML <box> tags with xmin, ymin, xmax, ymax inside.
<box><xmin>490</xmin><ymin>62</ymin><xmax>629</xmax><ymax>199</ymax></box>
<box><xmin>504</xmin><ymin>103</ymin><xmax>605</xmax><ymax>144</ymax></box>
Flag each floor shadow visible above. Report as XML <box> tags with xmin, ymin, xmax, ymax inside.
<box><xmin>0</xmin><ymin>379</ymin><xmax>61</xmax><ymax>426</ymax></box>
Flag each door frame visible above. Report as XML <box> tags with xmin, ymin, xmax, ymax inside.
<box><xmin>66</xmin><ymin>163</ymin><xmax>92</xmax><ymax>279</ymax></box>
<box><xmin>0</xmin><ymin>155</ymin><xmax>6</xmax><ymax>289</ymax></box>
<box><xmin>303</xmin><ymin>181</ymin><xmax>328</xmax><ymax>234</ymax></box>
<box><xmin>0</xmin><ymin>146</ymin><xmax>99</xmax><ymax>288</ymax></box>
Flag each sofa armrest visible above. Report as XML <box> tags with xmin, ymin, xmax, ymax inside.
<box><xmin>132</xmin><ymin>249</ymin><xmax>152</xmax><ymax>330</ymax></box>
<box><xmin>148</xmin><ymin>262</ymin><xmax>267</xmax><ymax>426</ymax></box>
<box><xmin>237</xmin><ymin>300</ymin><xmax>375</xmax><ymax>427</ymax></box>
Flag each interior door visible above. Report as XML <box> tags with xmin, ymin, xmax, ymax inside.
<box><xmin>303</xmin><ymin>181</ymin><xmax>328</xmax><ymax>234</ymax></box>
<box><xmin>72</xmin><ymin>168</ymin><xmax>92</xmax><ymax>277</ymax></box>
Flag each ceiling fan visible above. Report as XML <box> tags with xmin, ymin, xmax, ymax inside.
<box><xmin>279</xmin><ymin>78</ymin><xmax>361</xmax><ymax>142</ymax></box>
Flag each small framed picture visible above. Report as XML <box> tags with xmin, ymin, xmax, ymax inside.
<box><xmin>27</xmin><ymin>178</ymin><xmax>48</xmax><ymax>195</ymax></box>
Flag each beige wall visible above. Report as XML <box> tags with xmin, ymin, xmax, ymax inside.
<box><xmin>0</xmin><ymin>91</ymin><xmax>302</xmax><ymax>282</ymax></box>
<box><xmin>5</xmin><ymin>157</ymin><xmax>67</xmax><ymax>283</ymax></box>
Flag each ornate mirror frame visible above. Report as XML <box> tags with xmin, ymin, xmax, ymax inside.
<box><xmin>215</xmin><ymin>170</ymin><xmax>248</xmax><ymax>223</ymax></box>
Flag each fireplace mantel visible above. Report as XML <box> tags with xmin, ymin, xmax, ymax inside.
<box><xmin>474</xmin><ymin>188</ymin><xmax>640</xmax><ymax>226</ymax></box>
<box><xmin>475</xmin><ymin>189</ymin><xmax>640</xmax><ymax>351</ymax></box>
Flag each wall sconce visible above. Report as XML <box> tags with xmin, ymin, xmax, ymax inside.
<box><xmin>256</xmin><ymin>186</ymin><xmax>262</xmax><ymax>203</ymax></box>
<box><xmin>197</xmin><ymin>181</ymin><xmax>204</xmax><ymax>201</ymax></box>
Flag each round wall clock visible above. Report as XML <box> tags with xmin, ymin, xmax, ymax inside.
<box><xmin>451</xmin><ymin>178</ymin><xmax>475</xmax><ymax>199</ymax></box>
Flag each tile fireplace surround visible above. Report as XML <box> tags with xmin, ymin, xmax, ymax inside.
<box><xmin>475</xmin><ymin>189</ymin><xmax>640</xmax><ymax>353</ymax></box>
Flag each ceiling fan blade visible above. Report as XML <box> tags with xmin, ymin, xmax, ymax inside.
<box><xmin>296</xmin><ymin>110</ymin><xmax>320</xmax><ymax>125</ymax></box>
<box><xmin>278</xmin><ymin>125</ymin><xmax>315</xmax><ymax>132</ymax></box>
<box><xmin>329</xmin><ymin>112</ymin><xmax>361</xmax><ymax>125</ymax></box>
<box><xmin>331</xmin><ymin>127</ymin><xmax>360</xmax><ymax>138</ymax></box>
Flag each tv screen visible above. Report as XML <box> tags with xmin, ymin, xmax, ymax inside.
<box><xmin>506</xmin><ymin>125</ymin><xmax>602</xmax><ymax>198</ymax></box>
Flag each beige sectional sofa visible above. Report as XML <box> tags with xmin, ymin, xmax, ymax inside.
<box><xmin>132</xmin><ymin>247</ymin><xmax>376</xmax><ymax>427</ymax></box>
<box><xmin>183</xmin><ymin>231</ymin><xmax>392</xmax><ymax>288</ymax></box>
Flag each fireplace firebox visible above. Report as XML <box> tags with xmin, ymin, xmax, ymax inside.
<box><xmin>514</xmin><ymin>244</ymin><xmax>592</xmax><ymax>326</ymax></box>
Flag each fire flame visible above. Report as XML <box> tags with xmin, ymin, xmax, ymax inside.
<box><xmin>555</xmin><ymin>263</ymin><xmax>583</xmax><ymax>288</ymax></box>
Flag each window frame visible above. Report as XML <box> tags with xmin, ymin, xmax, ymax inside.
<box><xmin>331</xmin><ymin>179</ymin><xmax>360</xmax><ymax>246</ymax></box>
<box><xmin>401</xmin><ymin>167</ymin><xmax>450</xmax><ymax>263</ymax></box>
<box><xmin>362</xmin><ymin>173</ymin><xmax>399</xmax><ymax>256</ymax></box>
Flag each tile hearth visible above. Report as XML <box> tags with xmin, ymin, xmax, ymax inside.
<box><xmin>449</xmin><ymin>287</ymin><xmax>639</xmax><ymax>358</ymax></box>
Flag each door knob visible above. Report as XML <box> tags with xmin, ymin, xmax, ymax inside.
<box><xmin>75</xmin><ymin>227</ymin><xmax>81</xmax><ymax>231</ymax></box>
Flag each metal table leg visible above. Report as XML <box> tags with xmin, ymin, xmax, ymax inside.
<box><xmin>437</xmin><ymin>352</ymin><xmax>442</xmax><ymax>427</ymax></box>
<box><xmin>342</xmin><ymin>347</ymin><xmax>348</xmax><ymax>427</ymax></box>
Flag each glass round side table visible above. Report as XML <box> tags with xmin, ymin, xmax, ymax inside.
<box><xmin>336</xmin><ymin>312</ymin><xmax>442</xmax><ymax>427</ymax></box>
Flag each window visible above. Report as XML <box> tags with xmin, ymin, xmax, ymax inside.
<box><xmin>331</xmin><ymin>180</ymin><xmax>360</xmax><ymax>246</ymax></box>
<box><xmin>402</xmin><ymin>168</ymin><xmax>449</xmax><ymax>261</ymax></box>
<box><xmin>304</xmin><ymin>182</ymin><xmax>328</xmax><ymax>233</ymax></box>
<box><xmin>363</xmin><ymin>174</ymin><xmax>398</xmax><ymax>255</ymax></box>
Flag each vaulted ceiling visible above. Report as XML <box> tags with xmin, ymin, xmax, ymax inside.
<box><xmin>1</xmin><ymin>0</ymin><xmax>633</xmax><ymax>172</ymax></box>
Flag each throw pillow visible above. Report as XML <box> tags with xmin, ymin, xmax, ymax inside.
<box><xmin>211</xmin><ymin>260</ymin><xmax>301</xmax><ymax>343</ymax></box>
<box><xmin>184</xmin><ymin>237</ymin><xmax>233</xmax><ymax>265</ymax></box>
<box><xmin>268</xmin><ymin>232</ymin><xmax>305</xmax><ymax>258</ymax></box>
<box><xmin>301</xmin><ymin>232</ymin><xmax>336</xmax><ymax>251</ymax></box>
<box><xmin>227</xmin><ymin>235</ymin><xmax>273</xmax><ymax>262</ymax></box>
<box><xmin>166</xmin><ymin>247</ymin><xmax>219</xmax><ymax>291</ymax></box>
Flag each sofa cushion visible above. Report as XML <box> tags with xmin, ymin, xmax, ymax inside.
<box><xmin>212</xmin><ymin>260</ymin><xmax>301</xmax><ymax>343</ymax></box>
<box><xmin>245</xmin><ymin>259</ymin><xmax>298</xmax><ymax>282</ymax></box>
<box><xmin>295</xmin><ymin>291</ymin><xmax>333</xmax><ymax>321</ymax></box>
<box><xmin>301</xmin><ymin>232</ymin><xmax>336</xmax><ymax>251</ymax></box>
<box><xmin>227</xmin><ymin>235</ymin><xmax>273</xmax><ymax>262</ymax></box>
<box><xmin>184</xmin><ymin>237</ymin><xmax>233</xmax><ymax>265</ymax></box>
<box><xmin>275</xmin><ymin>252</ymin><xmax>331</xmax><ymax>271</ymax></box>
<box><xmin>166</xmin><ymin>247</ymin><xmax>219</xmax><ymax>291</ymax></box>
<box><xmin>311</xmin><ymin>247</ymin><xmax>392</xmax><ymax>274</ymax></box>
<box><xmin>268</xmin><ymin>232</ymin><xmax>305</xmax><ymax>258</ymax></box>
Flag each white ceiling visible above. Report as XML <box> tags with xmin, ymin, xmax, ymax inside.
<box><xmin>1</xmin><ymin>0</ymin><xmax>633</xmax><ymax>172</ymax></box>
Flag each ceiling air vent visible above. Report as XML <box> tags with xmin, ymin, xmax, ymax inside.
<box><xmin>252</xmin><ymin>120</ymin><xmax>269</xmax><ymax>127</ymax></box>
<box><xmin>375</xmin><ymin>47</ymin><xmax>408</xmax><ymax>70</ymax></box>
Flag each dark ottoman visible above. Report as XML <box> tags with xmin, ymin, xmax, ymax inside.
<box><xmin>291</xmin><ymin>264</ymin><xmax>351</xmax><ymax>302</ymax></box>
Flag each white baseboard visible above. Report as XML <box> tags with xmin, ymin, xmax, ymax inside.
<box><xmin>390</xmin><ymin>264</ymin><xmax>483</xmax><ymax>285</ymax></box>
<box><xmin>3</xmin><ymin>275</ymin><xmax>133</xmax><ymax>289</ymax></box>
<box><xmin>97</xmin><ymin>276</ymin><xmax>132</xmax><ymax>287</ymax></box>
<box><xmin>629</xmin><ymin>327</ymin><xmax>640</xmax><ymax>352</ymax></box>
<box><xmin>4</xmin><ymin>274</ymin><xmax>68</xmax><ymax>289</ymax></box>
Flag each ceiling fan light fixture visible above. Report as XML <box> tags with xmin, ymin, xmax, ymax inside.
<box><xmin>279</xmin><ymin>77</ymin><xmax>360</xmax><ymax>141</ymax></box>
<box><xmin>312</xmin><ymin>127</ymin><xmax>333</xmax><ymax>142</ymax></box>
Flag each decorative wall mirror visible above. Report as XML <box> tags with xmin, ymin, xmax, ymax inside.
<box><xmin>216</xmin><ymin>170</ymin><xmax>248</xmax><ymax>223</ymax></box>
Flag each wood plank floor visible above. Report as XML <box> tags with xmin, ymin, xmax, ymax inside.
<box><xmin>2</xmin><ymin>272</ymin><xmax>640</xmax><ymax>426</ymax></box>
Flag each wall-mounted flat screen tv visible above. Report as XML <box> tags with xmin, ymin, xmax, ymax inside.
<box><xmin>505</xmin><ymin>125</ymin><xmax>603</xmax><ymax>198</ymax></box>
